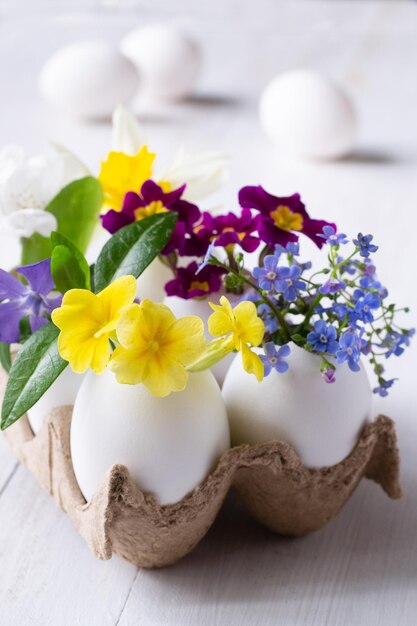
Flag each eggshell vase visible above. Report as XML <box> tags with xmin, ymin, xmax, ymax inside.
<box><xmin>27</xmin><ymin>367</ymin><xmax>84</xmax><ymax>435</ymax></box>
<box><xmin>70</xmin><ymin>369</ymin><xmax>230</xmax><ymax>505</ymax></box>
<box><xmin>222</xmin><ymin>344</ymin><xmax>372</xmax><ymax>467</ymax></box>
<box><xmin>0</xmin><ymin>368</ymin><xmax>401</xmax><ymax>569</ymax></box>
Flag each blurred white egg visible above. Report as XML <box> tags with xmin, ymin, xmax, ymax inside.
<box><xmin>163</xmin><ymin>294</ymin><xmax>235</xmax><ymax>386</ymax></box>
<box><xmin>27</xmin><ymin>367</ymin><xmax>84</xmax><ymax>435</ymax></box>
<box><xmin>39</xmin><ymin>41</ymin><xmax>139</xmax><ymax>119</ymax></box>
<box><xmin>259</xmin><ymin>70</ymin><xmax>357</xmax><ymax>160</ymax></box>
<box><xmin>71</xmin><ymin>368</ymin><xmax>230</xmax><ymax>504</ymax></box>
<box><xmin>222</xmin><ymin>343</ymin><xmax>372</xmax><ymax>467</ymax></box>
<box><xmin>120</xmin><ymin>25</ymin><xmax>201</xmax><ymax>100</ymax></box>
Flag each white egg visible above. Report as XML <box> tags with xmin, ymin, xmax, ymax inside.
<box><xmin>137</xmin><ymin>259</ymin><xmax>173</xmax><ymax>302</ymax></box>
<box><xmin>259</xmin><ymin>70</ymin><xmax>357</xmax><ymax>160</ymax></box>
<box><xmin>38</xmin><ymin>41</ymin><xmax>139</xmax><ymax>119</ymax></box>
<box><xmin>120</xmin><ymin>25</ymin><xmax>201</xmax><ymax>100</ymax></box>
<box><xmin>70</xmin><ymin>368</ymin><xmax>230</xmax><ymax>505</ymax></box>
<box><xmin>27</xmin><ymin>367</ymin><xmax>84</xmax><ymax>435</ymax></box>
<box><xmin>222</xmin><ymin>343</ymin><xmax>372</xmax><ymax>467</ymax></box>
<box><xmin>163</xmin><ymin>294</ymin><xmax>235</xmax><ymax>386</ymax></box>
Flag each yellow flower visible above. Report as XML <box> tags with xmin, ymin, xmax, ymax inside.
<box><xmin>51</xmin><ymin>275</ymin><xmax>137</xmax><ymax>374</ymax></box>
<box><xmin>270</xmin><ymin>205</ymin><xmax>304</xmax><ymax>231</ymax></box>
<box><xmin>109</xmin><ymin>300</ymin><xmax>206</xmax><ymax>397</ymax></box>
<box><xmin>98</xmin><ymin>146</ymin><xmax>156</xmax><ymax>211</ymax></box>
<box><xmin>208</xmin><ymin>296</ymin><xmax>265</xmax><ymax>381</ymax></box>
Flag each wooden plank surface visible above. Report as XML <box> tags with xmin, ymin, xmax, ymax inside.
<box><xmin>0</xmin><ymin>1</ymin><xmax>416</xmax><ymax>624</ymax></box>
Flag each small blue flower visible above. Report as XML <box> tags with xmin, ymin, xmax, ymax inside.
<box><xmin>332</xmin><ymin>302</ymin><xmax>349</xmax><ymax>319</ymax></box>
<box><xmin>257</xmin><ymin>303</ymin><xmax>279</xmax><ymax>334</ymax></box>
<box><xmin>260</xmin><ymin>342</ymin><xmax>291</xmax><ymax>376</ymax></box>
<box><xmin>373</xmin><ymin>379</ymin><xmax>396</xmax><ymax>397</ymax></box>
<box><xmin>318</xmin><ymin>225</ymin><xmax>349</xmax><ymax>247</ymax></box>
<box><xmin>336</xmin><ymin>331</ymin><xmax>361</xmax><ymax>372</ymax></box>
<box><xmin>352</xmin><ymin>293</ymin><xmax>380</xmax><ymax>323</ymax></box>
<box><xmin>252</xmin><ymin>254</ymin><xmax>282</xmax><ymax>291</ymax></box>
<box><xmin>196</xmin><ymin>240</ymin><xmax>216</xmax><ymax>274</ymax></box>
<box><xmin>337</xmin><ymin>256</ymin><xmax>358</xmax><ymax>276</ymax></box>
<box><xmin>353</xmin><ymin>233</ymin><xmax>378</xmax><ymax>258</ymax></box>
<box><xmin>275</xmin><ymin>265</ymin><xmax>305</xmax><ymax>301</ymax></box>
<box><xmin>319</xmin><ymin>277</ymin><xmax>347</xmax><ymax>295</ymax></box>
<box><xmin>380</xmin><ymin>330</ymin><xmax>414</xmax><ymax>358</ymax></box>
<box><xmin>307</xmin><ymin>320</ymin><xmax>339</xmax><ymax>354</ymax></box>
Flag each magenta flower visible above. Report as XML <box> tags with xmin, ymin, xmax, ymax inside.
<box><xmin>0</xmin><ymin>259</ymin><xmax>62</xmax><ymax>344</ymax></box>
<box><xmin>165</xmin><ymin>261</ymin><xmax>226</xmax><ymax>299</ymax></box>
<box><xmin>195</xmin><ymin>209</ymin><xmax>260</xmax><ymax>253</ymax></box>
<box><xmin>238</xmin><ymin>185</ymin><xmax>335</xmax><ymax>249</ymax></box>
<box><xmin>101</xmin><ymin>180</ymin><xmax>201</xmax><ymax>256</ymax></box>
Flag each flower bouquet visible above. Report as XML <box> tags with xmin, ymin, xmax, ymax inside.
<box><xmin>0</xmin><ymin>108</ymin><xmax>411</xmax><ymax>568</ymax></box>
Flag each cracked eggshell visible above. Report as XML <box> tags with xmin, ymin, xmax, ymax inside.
<box><xmin>163</xmin><ymin>294</ymin><xmax>235</xmax><ymax>386</ymax></box>
<box><xmin>70</xmin><ymin>368</ymin><xmax>230</xmax><ymax>505</ymax></box>
<box><xmin>120</xmin><ymin>25</ymin><xmax>201</xmax><ymax>100</ymax></box>
<box><xmin>259</xmin><ymin>70</ymin><xmax>357</xmax><ymax>160</ymax></box>
<box><xmin>39</xmin><ymin>41</ymin><xmax>139</xmax><ymax>119</ymax></box>
<box><xmin>27</xmin><ymin>367</ymin><xmax>84</xmax><ymax>435</ymax></box>
<box><xmin>222</xmin><ymin>343</ymin><xmax>372</xmax><ymax>467</ymax></box>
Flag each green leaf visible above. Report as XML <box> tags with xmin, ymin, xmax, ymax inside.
<box><xmin>0</xmin><ymin>342</ymin><xmax>11</xmax><ymax>373</ymax></box>
<box><xmin>1</xmin><ymin>323</ymin><xmax>67</xmax><ymax>430</ymax></box>
<box><xmin>20</xmin><ymin>177</ymin><xmax>103</xmax><ymax>264</ymax></box>
<box><xmin>51</xmin><ymin>232</ymin><xmax>90</xmax><ymax>293</ymax></box>
<box><xmin>94</xmin><ymin>213</ymin><xmax>177</xmax><ymax>293</ymax></box>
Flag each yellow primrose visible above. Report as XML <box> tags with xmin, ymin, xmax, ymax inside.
<box><xmin>98</xmin><ymin>146</ymin><xmax>156</xmax><ymax>211</ymax></box>
<box><xmin>51</xmin><ymin>275</ymin><xmax>137</xmax><ymax>374</ymax></box>
<box><xmin>109</xmin><ymin>300</ymin><xmax>206</xmax><ymax>397</ymax></box>
<box><xmin>208</xmin><ymin>296</ymin><xmax>265</xmax><ymax>381</ymax></box>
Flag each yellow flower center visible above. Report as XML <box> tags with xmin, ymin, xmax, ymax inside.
<box><xmin>134</xmin><ymin>200</ymin><xmax>168</xmax><ymax>221</ymax></box>
<box><xmin>148</xmin><ymin>339</ymin><xmax>160</xmax><ymax>352</ymax></box>
<box><xmin>270</xmin><ymin>205</ymin><xmax>303</xmax><ymax>231</ymax></box>
<box><xmin>190</xmin><ymin>280</ymin><xmax>210</xmax><ymax>292</ymax></box>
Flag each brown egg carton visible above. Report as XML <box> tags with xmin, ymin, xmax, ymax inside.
<box><xmin>1</xmin><ymin>379</ymin><xmax>401</xmax><ymax>569</ymax></box>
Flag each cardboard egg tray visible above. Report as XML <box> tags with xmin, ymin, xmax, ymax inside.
<box><xmin>1</xmin><ymin>374</ymin><xmax>401</xmax><ymax>568</ymax></box>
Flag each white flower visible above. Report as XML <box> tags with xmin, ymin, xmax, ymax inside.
<box><xmin>0</xmin><ymin>143</ymin><xmax>89</xmax><ymax>239</ymax></box>
<box><xmin>111</xmin><ymin>105</ymin><xmax>229</xmax><ymax>201</ymax></box>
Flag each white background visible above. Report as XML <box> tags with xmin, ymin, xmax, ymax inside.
<box><xmin>0</xmin><ymin>1</ymin><xmax>416</xmax><ymax>624</ymax></box>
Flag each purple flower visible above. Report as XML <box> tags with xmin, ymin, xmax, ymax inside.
<box><xmin>317</xmin><ymin>225</ymin><xmax>349</xmax><ymax>246</ymax></box>
<box><xmin>101</xmin><ymin>179</ymin><xmax>201</xmax><ymax>256</ymax></box>
<box><xmin>275</xmin><ymin>265</ymin><xmax>305</xmax><ymax>301</ymax></box>
<box><xmin>353</xmin><ymin>233</ymin><xmax>378</xmax><ymax>258</ymax></box>
<box><xmin>319</xmin><ymin>277</ymin><xmax>347</xmax><ymax>295</ymax></box>
<box><xmin>252</xmin><ymin>254</ymin><xmax>283</xmax><ymax>291</ymax></box>
<box><xmin>164</xmin><ymin>261</ymin><xmax>225</xmax><ymax>300</ymax></box>
<box><xmin>336</xmin><ymin>331</ymin><xmax>361</xmax><ymax>372</ymax></box>
<box><xmin>238</xmin><ymin>185</ymin><xmax>335</xmax><ymax>249</ymax></box>
<box><xmin>200</xmin><ymin>209</ymin><xmax>260</xmax><ymax>253</ymax></box>
<box><xmin>307</xmin><ymin>320</ymin><xmax>339</xmax><ymax>354</ymax></box>
<box><xmin>323</xmin><ymin>368</ymin><xmax>336</xmax><ymax>384</ymax></box>
<box><xmin>0</xmin><ymin>259</ymin><xmax>61</xmax><ymax>343</ymax></box>
<box><xmin>260</xmin><ymin>342</ymin><xmax>290</xmax><ymax>376</ymax></box>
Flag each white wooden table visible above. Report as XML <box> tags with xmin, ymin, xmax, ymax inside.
<box><xmin>1</xmin><ymin>1</ymin><xmax>417</xmax><ymax>624</ymax></box>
